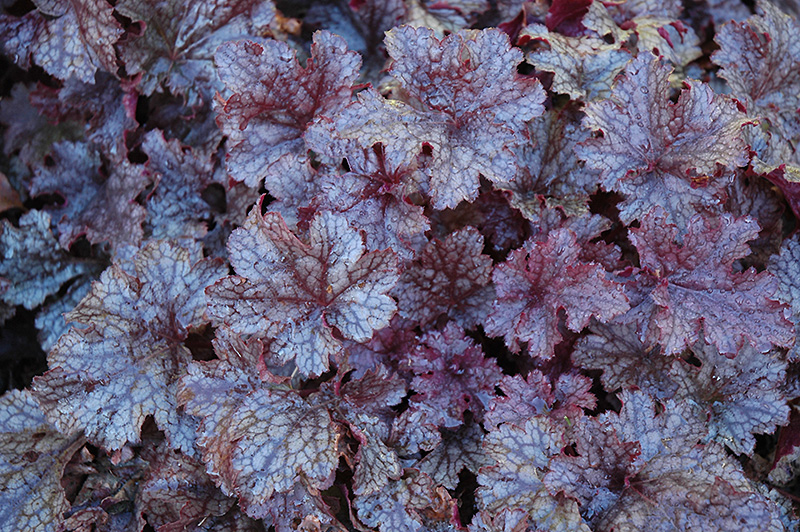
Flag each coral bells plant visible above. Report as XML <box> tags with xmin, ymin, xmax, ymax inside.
<box><xmin>6</xmin><ymin>0</ymin><xmax>800</xmax><ymax>530</ymax></box>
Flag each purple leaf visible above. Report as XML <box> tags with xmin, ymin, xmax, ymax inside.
<box><xmin>626</xmin><ymin>208</ymin><xmax>794</xmax><ymax>355</ymax></box>
<box><xmin>712</xmin><ymin>1</ymin><xmax>800</xmax><ymax>141</ymax></box>
<box><xmin>354</xmin><ymin>470</ymin><xmax>456</xmax><ymax>532</ymax></box>
<box><xmin>0</xmin><ymin>390</ymin><xmax>85</xmax><ymax>532</ymax></box>
<box><xmin>679</xmin><ymin>342</ymin><xmax>790</xmax><ymax>455</ymax></box>
<box><xmin>216</xmin><ymin>31</ymin><xmax>361</xmax><ymax>187</ymax></box>
<box><xmin>116</xmin><ymin>0</ymin><xmax>275</xmax><ymax>106</ymax></box>
<box><xmin>0</xmin><ymin>0</ymin><xmax>122</xmax><ymax>83</ymax></box>
<box><xmin>179</xmin><ymin>360</ymin><xmax>340</xmax><ymax>519</ymax></box>
<box><xmin>576</xmin><ymin>52</ymin><xmax>749</xmax><ymax>232</ymax></box>
<box><xmin>141</xmin><ymin>129</ymin><xmax>219</xmax><ymax>240</ymax></box>
<box><xmin>0</xmin><ymin>210</ymin><xmax>95</xmax><ymax>309</ymax></box>
<box><xmin>29</xmin><ymin>141</ymin><xmax>148</xmax><ymax>250</ymax></box>
<box><xmin>403</xmin><ymin>322</ymin><xmax>503</xmax><ymax>427</ymax></box>
<box><xmin>207</xmin><ymin>206</ymin><xmax>398</xmax><ymax>377</ymax></box>
<box><xmin>32</xmin><ymin>240</ymin><xmax>226</xmax><ymax>451</ymax></box>
<box><xmin>485</xmin><ymin>228</ymin><xmax>629</xmax><ymax>358</ymax></box>
<box><xmin>477</xmin><ymin>417</ymin><xmax>588</xmax><ymax>531</ymax></box>
<box><xmin>572</xmin><ymin>320</ymin><xmax>680</xmax><ymax>399</ymax></box>
<box><xmin>395</xmin><ymin>227</ymin><xmax>494</xmax><ymax>329</ymax></box>
<box><xmin>416</xmin><ymin>422</ymin><xmax>490</xmax><ymax>490</ymax></box>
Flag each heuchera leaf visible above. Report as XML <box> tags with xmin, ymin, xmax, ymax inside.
<box><xmin>141</xmin><ymin>129</ymin><xmax>218</xmax><ymax>240</ymax></box>
<box><xmin>626</xmin><ymin>208</ymin><xmax>794</xmax><ymax>355</ymax></box>
<box><xmin>0</xmin><ymin>84</ymin><xmax>84</xmax><ymax>170</ymax></box>
<box><xmin>484</xmin><ymin>228</ymin><xmax>629</xmax><ymax>358</ymax></box>
<box><xmin>207</xmin><ymin>206</ymin><xmax>399</xmax><ymax>377</ymax></box>
<box><xmin>385</xmin><ymin>26</ymin><xmax>544</xmax><ymax>209</ymax></box>
<box><xmin>137</xmin><ymin>443</ymin><xmax>235</xmax><ymax>531</ymax></box>
<box><xmin>301</xmin><ymin>128</ymin><xmax>430</xmax><ymax>260</ymax></box>
<box><xmin>60</xmin><ymin>445</ymin><xmax>149</xmax><ymax>531</ymax></box>
<box><xmin>712</xmin><ymin>1</ymin><xmax>800</xmax><ymax>142</ymax></box>
<box><xmin>544</xmin><ymin>418</ymin><xmax>641</xmax><ymax>522</ymax></box>
<box><xmin>477</xmin><ymin>417</ymin><xmax>589</xmax><ymax>532</ymax></box>
<box><xmin>522</xmin><ymin>23</ymin><xmax>631</xmax><ymax>101</ymax></box>
<box><xmin>32</xmin><ymin>239</ymin><xmax>226</xmax><ymax>450</ymax></box>
<box><xmin>402</xmin><ymin>322</ymin><xmax>503</xmax><ymax>427</ymax></box>
<box><xmin>576</xmin><ymin>52</ymin><xmax>749</xmax><ymax>232</ymax></box>
<box><xmin>485</xmin><ymin>371</ymin><xmax>595</xmax><ymax>430</ymax></box>
<box><xmin>416</xmin><ymin>422</ymin><xmax>490</xmax><ymax>490</ymax></box>
<box><xmin>115</xmin><ymin>0</ymin><xmax>276</xmax><ymax>105</ymax></box>
<box><xmin>31</xmin><ymin>72</ymin><xmax>138</xmax><ymax>153</ymax></box>
<box><xmin>394</xmin><ymin>227</ymin><xmax>494</xmax><ymax>329</ymax></box>
<box><xmin>0</xmin><ymin>390</ymin><xmax>85</xmax><ymax>532</ymax></box>
<box><xmin>572</xmin><ymin>320</ymin><xmax>680</xmax><ymax>399</ymax></box>
<box><xmin>769</xmin><ymin>236</ymin><xmax>800</xmax><ymax>359</ymax></box>
<box><xmin>305</xmin><ymin>0</ymin><xmax>406</xmax><ymax>80</ymax></box>
<box><xmin>676</xmin><ymin>342</ymin><xmax>789</xmax><ymax>455</ymax></box>
<box><xmin>0</xmin><ymin>0</ymin><xmax>122</xmax><ymax>83</ymax></box>
<box><xmin>0</xmin><ymin>210</ymin><xmax>95</xmax><ymax>309</ymax></box>
<box><xmin>321</xmin><ymin>27</ymin><xmax>545</xmax><ymax>209</ymax></box>
<box><xmin>354</xmin><ymin>470</ymin><xmax>456</xmax><ymax>532</ymax></box>
<box><xmin>321</xmin><ymin>366</ymin><xmax>405</xmax><ymax>496</ymax></box>
<box><xmin>179</xmin><ymin>360</ymin><xmax>339</xmax><ymax>520</ymax></box>
<box><xmin>497</xmin><ymin>109</ymin><xmax>601</xmax><ymax>220</ymax></box>
<box><xmin>349</xmin><ymin>413</ymin><xmax>403</xmax><ymax>496</ymax></box>
<box><xmin>583</xmin><ymin>0</ymin><xmax>702</xmax><ymax>70</ymax></box>
<box><xmin>215</xmin><ymin>31</ymin><xmax>361</xmax><ymax>187</ymax></box>
<box><xmin>591</xmin><ymin>390</ymin><xmax>786</xmax><ymax>531</ymax></box>
<box><xmin>29</xmin><ymin>141</ymin><xmax>148</xmax><ymax>249</ymax></box>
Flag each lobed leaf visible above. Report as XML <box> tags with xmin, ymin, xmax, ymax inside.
<box><xmin>626</xmin><ymin>208</ymin><xmax>794</xmax><ymax>355</ymax></box>
<box><xmin>0</xmin><ymin>390</ymin><xmax>85</xmax><ymax>532</ymax></box>
<box><xmin>576</xmin><ymin>53</ymin><xmax>749</xmax><ymax>232</ymax></box>
<box><xmin>33</xmin><ymin>240</ymin><xmax>226</xmax><ymax>451</ymax></box>
<box><xmin>485</xmin><ymin>228</ymin><xmax>629</xmax><ymax>358</ymax></box>
<box><xmin>116</xmin><ymin>0</ymin><xmax>275</xmax><ymax>105</ymax></box>
<box><xmin>0</xmin><ymin>0</ymin><xmax>122</xmax><ymax>83</ymax></box>
<box><xmin>216</xmin><ymin>31</ymin><xmax>361</xmax><ymax>187</ymax></box>
<box><xmin>207</xmin><ymin>207</ymin><xmax>398</xmax><ymax>377</ymax></box>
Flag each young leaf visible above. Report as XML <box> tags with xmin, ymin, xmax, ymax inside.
<box><xmin>402</xmin><ymin>322</ymin><xmax>503</xmax><ymax>427</ymax></box>
<box><xmin>207</xmin><ymin>206</ymin><xmax>398</xmax><ymax>377</ymax></box>
<box><xmin>115</xmin><ymin>0</ymin><xmax>276</xmax><ymax>106</ymax></box>
<box><xmin>394</xmin><ymin>227</ymin><xmax>494</xmax><ymax>329</ymax></box>
<box><xmin>215</xmin><ymin>31</ymin><xmax>361</xmax><ymax>187</ymax></box>
<box><xmin>576</xmin><ymin>52</ymin><xmax>749</xmax><ymax>232</ymax></box>
<box><xmin>485</xmin><ymin>371</ymin><xmax>595</xmax><ymax>431</ymax></box>
<box><xmin>484</xmin><ymin>228</ymin><xmax>629</xmax><ymax>358</ymax></box>
<box><xmin>626</xmin><ymin>208</ymin><xmax>794</xmax><ymax>355</ymax></box>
